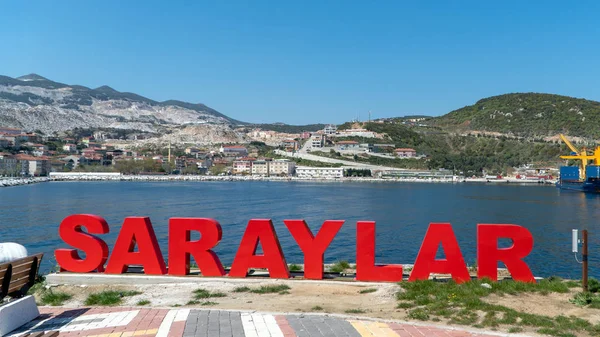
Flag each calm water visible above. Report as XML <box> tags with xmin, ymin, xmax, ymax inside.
<box><xmin>0</xmin><ymin>181</ymin><xmax>598</xmax><ymax>279</ymax></box>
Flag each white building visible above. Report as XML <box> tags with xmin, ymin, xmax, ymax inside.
<box><xmin>310</xmin><ymin>134</ymin><xmax>325</xmax><ymax>148</ymax></box>
<box><xmin>323</xmin><ymin>125</ymin><xmax>337</xmax><ymax>135</ymax></box>
<box><xmin>269</xmin><ymin>159</ymin><xmax>295</xmax><ymax>176</ymax></box>
<box><xmin>295</xmin><ymin>166</ymin><xmax>343</xmax><ymax>179</ymax></box>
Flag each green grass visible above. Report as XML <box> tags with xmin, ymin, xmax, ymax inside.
<box><xmin>136</xmin><ymin>300</ymin><xmax>150</xmax><ymax>306</ymax></box>
<box><xmin>407</xmin><ymin>308</ymin><xmax>430</xmax><ymax>321</ymax></box>
<box><xmin>344</xmin><ymin>309</ymin><xmax>365</xmax><ymax>314</ymax></box>
<box><xmin>358</xmin><ymin>288</ymin><xmax>377</xmax><ymax>294</ymax></box>
<box><xmin>329</xmin><ymin>261</ymin><xmax>351</xmax><ymax>273</ymax></box>
<box><xmin>311</xmin><ymin>306</ymin><xmax>323</xmax><ymax>311</ymax></box>
<box><xmin>396</xmin><ymin>278</ymin><xmax>600</xmax><ymax>336</ymax></box>
<box><xmin>233</xmin><ymin>286</ymin><xmax>251</xmax><ymax>293</ymax></box>
<box><xmin>85</xmin><ymin>290</ymin><xmax>142</xmax><ymax>306</ymax></box>
<box><xmin>40</xmin><ymin>291</ymin><xmax>72</xmax><ymax>306</ymax></box>
<box><xmin>193</xmin><ymin>289</ymin><xmax>226</xmax><ymax>299</ymax></box>
<box><xmin>234</xmin><ymin>284</ymin><xmax>291</xmax><ymax>294</ymax></box>
<box><xmin>289</xmin><ymin>264</ymin><xmax>302</xmax><ymax>272</ymax></box>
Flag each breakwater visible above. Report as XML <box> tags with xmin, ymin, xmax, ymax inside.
<box><xmin>48</xmin><ymin>172</ymin><xmax>459</xmax><ymax>183</ymax></box>
<box><xmin>47</xmin><ymin>173</ymin><xmax>556</xmax><ymax>185</ymax></box>
<box><xmin>0</xmin><ymin>177</ymin><xmax>49</xmax><ymax>187</ymax></box>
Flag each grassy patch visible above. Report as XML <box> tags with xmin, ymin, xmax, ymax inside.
<box><xmin>311</xmin><ymin>306</ymin><xmax>323</xmax><ymax>311</ymax></box>
<box><xmin>407</xmin><ymin>308</ymin><xmax>429</xmax><ymax>321</ymax></box>
<box><xmin>193</xmin><ymin>289</ymin><xmax>226</xmax><ymax>299</ymax></box>
<box><xmin>289</xmin><ymin>264</ymin><xmax>302</xmax><ymax>272</ymax></box>
<box><xmin>329</xmin><ymin>261</ymin><xmax>351</xmax><ymax>273</ymax></box>
<box><xmin>233</xmin><ymin>286</ymin><xmax>251</xmax><ymax>293</ymax></box>
<box><xmin>358</xmin><ymin>288</ymin><xmax>377</xmax><ymax>294</ymax></box>
<box><xmin>344</xmin><ymin>309</ymin><xmax>365</xmax><ymax>314</ymax></box>
<box><xmin>396</xmin><ymin>278</ymin><xmax>600</xmax><ymax>336</ymax></box>
<box><xmin>136</xmin><ymin>300</ymin><xmax>150</xmax><ymax>306</ymax></box>
<box><xmin>40</xmin><ymin>291</ymin><xmax>72</xmax><ymax>306</ymax></box>
<box><xmin>85</xmin><ymin>290</ymin><xmax>141</xmax><ymax>306</ymax></box>
<box><xmin>230</xmin><ymin>284</ymin><xmax>291</xmax><ymax>294</ymax></box>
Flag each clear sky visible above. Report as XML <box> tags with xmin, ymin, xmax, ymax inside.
<box><xmin>1</xmin><ymin>1</ymin><xmax>599</xmax><ymax>125</ymax></box>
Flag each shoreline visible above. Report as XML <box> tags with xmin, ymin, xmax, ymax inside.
<box><xmin>1</xmin><ymin>174</ymin><xmax>558</xmax><ymax>186</ymax></box>
<box><xmin>0</xmin><ymin>177</ymin><xmax>49</xmax><ymax>187</ymax></box>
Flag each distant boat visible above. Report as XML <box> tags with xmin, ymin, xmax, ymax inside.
<box><xmin>557</xmin><ymin>134</ymin><xmax>600</xmax><ymax>193</ymax></box>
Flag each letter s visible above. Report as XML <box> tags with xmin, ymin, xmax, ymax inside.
<box><xmin>55</xmin><ymin>214</ymin><xmax>109</xmax><ymax>272</ymax></box>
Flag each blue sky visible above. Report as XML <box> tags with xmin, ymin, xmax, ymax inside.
<box><xmin>1</xmin><ymin>1</ymin><xmax>599</xmax><ymax>125</ymax></box>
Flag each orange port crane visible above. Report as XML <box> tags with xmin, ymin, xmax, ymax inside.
<box><xmin>559</xmin><ymin>134</ymin><xmax>600</xmax><ymax>180</ymax></box>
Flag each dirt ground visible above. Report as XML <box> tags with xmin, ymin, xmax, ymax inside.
<box><xmin>43</xmin><ymin>280</ymin><xmax>404</xmax><ymax>320</ymax></box>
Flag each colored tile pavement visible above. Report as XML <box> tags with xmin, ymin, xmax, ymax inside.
<box><xmin>7</xmin><ymin>307</ymin><xmax>520</xmax><ymax>337</ymax></box>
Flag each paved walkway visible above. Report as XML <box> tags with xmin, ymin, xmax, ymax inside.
<box><xmin>9</xmin><ymin>307</ymin><xmax>512</xmax><ymax>337</ymax></box>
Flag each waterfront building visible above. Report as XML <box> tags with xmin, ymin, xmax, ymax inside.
<box><xmin>251</xmin><ymin>160</ymin><xmax>270</xmax><ymax>176</ymax></box>
<box><xmin>269</xmin><ymin>159</ymin><xmax>295</xmax><ymax>176</ymax></box>
<box><xmin>233</xmin><ymin>158</ymin><xmax>255</xmax><ymax>175</ymax></box>
<box><xmin>295</xmin><ymin>166</ymin><xmax>343</xmax><ymax>179</ymax></box>
<box><xmin>14</xmin><ymin>154</ymin><xmax>50</xmax><ymax>176</ymax></box>
<box><xmin>0</xmin><ymin>153</ymin><xmax>18</xmax><ymax>175</ymax></box>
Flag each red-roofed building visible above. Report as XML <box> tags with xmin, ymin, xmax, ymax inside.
<box><xmin>394</xmin><ymin>148</ymin><xmax>417</xmax><ymax>158</ymax></box>
<box><xmin>335</xmin><ymin>140</ymin><xmax>360</xmax><ymax>150</ymax></box>
<box><xmin>14</xmin><ymin>154</ymin><xmax>50</xmax><ymax>176</ymax></box>
<box><xmin>233</xmin><ymin>158</ymin><xmax>256</xmax><ymax>174</ymax></box>
<box><xmin>63</xmin><ymin>144</ymin><xmax>77</xmax><ymax>153</ymax></box>
<box><xmin>219</xmin><ymin>145</ymin><xmax>248</xmax><ymax>156</ymax></box>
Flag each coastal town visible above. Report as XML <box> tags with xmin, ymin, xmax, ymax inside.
<box><xmin>0</xmin><ymin>124</ymin><xmax>556</xmax><ymax>184</ymax></box>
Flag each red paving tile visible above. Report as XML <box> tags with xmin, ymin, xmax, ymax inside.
<box><xmin>27</xmin><ymin>307</ymin><xmax>522</xmax><ymax>337</ymax></box>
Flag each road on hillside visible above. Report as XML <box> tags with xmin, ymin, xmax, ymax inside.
<box><xmin>274</xmin><ymin>149</ymin><xmax>404</xmax><ymax>171</ymax></box>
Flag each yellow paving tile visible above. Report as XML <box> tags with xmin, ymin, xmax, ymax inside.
<box><xmin>349</xmin><ymin>320</ymin><xmax>373</xmax><ymax>336</ymax></box>
<box><xmin>121</xmin><ymin>332</ymin><xmax>134</xmax><ymax>337</ymax></box>
<box><xmin>109</xmin><ymin>333</ymin><xmax>122</xmax><ymax>337</ymax></box>
<box><xmin>133</xmin><ymin>330</ymin><xmax>147</xmax><ymax>336</ymax></box>
<box><xmin>98</xmin><ymin>334</ymin><xmax>111</xmax><ymax>337</ymax></box>
<box><xmin>145</xmin><ymin>329</ymin><xmax>158</xmax><ymax>335</ymax></box>
<box><xmin>363</xmin><ymin>321</ymin><xmax>398</xmax><ymax>337</ymax></box>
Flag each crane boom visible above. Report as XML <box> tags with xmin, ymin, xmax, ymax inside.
<box><xmin>560</xmin><ymin>134</ymin><xmax>579</xmax><ymax>154</ymax></box>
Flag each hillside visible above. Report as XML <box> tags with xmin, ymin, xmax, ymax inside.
<box><xmin>432</xmin><ymin>93</ymin><xmax>600</xmax><ymax>139</ymax></box>
<box><xmin>351</xmin><ymin>121</ymin><xmax>568</xmax><ymax>175</ymax></box>
<box><xmin>0</xmin><ymin>74</ymin><xmax>244</xmax><ymax>135</ymax></box>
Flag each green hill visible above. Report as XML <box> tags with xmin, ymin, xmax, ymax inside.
<box><xmin>433</xmin><ymin>93</ymin><xmax>600</xmax><ymax>138</ymax></box>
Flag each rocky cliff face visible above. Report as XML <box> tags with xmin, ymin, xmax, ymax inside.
<box><xmin>0</xmin><ymin>74</ymin><xmax>243</xmax><ymax>136</ymax></box>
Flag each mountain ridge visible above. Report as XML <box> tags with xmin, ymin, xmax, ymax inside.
<box><xmin>0</xmin><ymin>73</ymin><xmax>245</xmax><ymax>135</ymax></box>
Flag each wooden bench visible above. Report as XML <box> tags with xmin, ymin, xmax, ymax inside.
<box><xmin>0</xmin><ymin>253</ymin><xmax>43</xmax><ymax>301</ymax></box>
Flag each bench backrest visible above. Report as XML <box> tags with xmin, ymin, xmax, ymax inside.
<box><xmin>0</xmin><ymin>253</ymin><xmax>43</xmax><ymax>299</ymax></box>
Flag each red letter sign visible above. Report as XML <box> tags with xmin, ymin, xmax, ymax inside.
<box><xmin>105</xmin><ymin>217</ymin><xmax>166</xmax><ymax>275</ymax></box>
<box><xmin>168</xmin><ymin>218</ymin><xmax>225</xmax><ymax>276</ymax></box>
<box><xmin>55</xmin><ymin>214</ymin><xmax>109</xmax><ymax>273</ymax></box>
<box><xmin>229</xmin><ymin>219</ymin><xmax>289</xmax><ymax>278</ymax></box>
<box><xmin>284</xmin><ymin>220</ymin><xmax>344</xmax><ymax>279</ymax></box>
<box><xmin>477</xmin><ymin>224</ymin><xmax>534</xmax><ymax>282</ymax></box>
<box><xmin>409</xmin><ymin>223</ymin><xmax>470</xmax><ymax>283</ymax></box>
<box><xmin>356</xmin><ymin>221</ymin><xmax>403</xmax><ymax>282</ymax></box>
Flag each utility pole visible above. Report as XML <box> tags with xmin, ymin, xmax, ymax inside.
<box><xmin>583</xmin><ymin>229</ymin><xmax>589</xmax><ymax>292</ymax></box>
<box><xmin>368</xmin><ymin>110</ymin><xmax>371</xmax><ymax>123</ymax></box>
<box><xmin>168</xmin><ymin>141</ymin><xmax>172</xmax><ymax>164</ymax></box>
